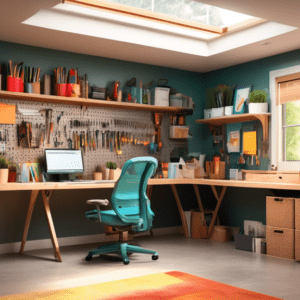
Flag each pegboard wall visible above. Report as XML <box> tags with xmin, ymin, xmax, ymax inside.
<box><xmin>0</xmin><ymin>98</ymin><xmax>188</xmax><ymax>179</ymax></box>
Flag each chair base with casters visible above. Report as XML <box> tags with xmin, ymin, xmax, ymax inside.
<box><xmin>84</xmin><ymin>157</ymin><xmax>159</xmax><ymax>265</ymax></box>
<box><xmin>85</xmin><ymin>230</ymin><xmax>159</xmax><ymax>265</ymax></box>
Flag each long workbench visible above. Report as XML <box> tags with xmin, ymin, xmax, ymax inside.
<box><xmin>2</xmin><ymin>178</ymin><xmax>300</xmax><ymax>262</ymax></box>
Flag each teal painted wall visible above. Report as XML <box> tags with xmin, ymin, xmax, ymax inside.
<box><xmin>202</xmin><ymin>48</ymin><xmax>300</xmax><ymax>230</ymax></box>
<box><xmin>0</xmin><ymin>41</ymin><xmax>206</xmax><ymax>244</ymax></box>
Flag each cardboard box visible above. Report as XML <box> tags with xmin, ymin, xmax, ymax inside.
<box><xmin>242</xmin><ymin>170</ymin><xmax>300</xmax><ymax>183</ymax></box>
<box><xmin>266</xmin><ymin>197</ymin><xmax>295</xmax><ymax>229</ymax></box>
<box><xmin>191</xmin><ymin>210</ymin><xmax>208</xmax><ymax>239</ymax></box>
<box><xmin>296</xmin><ymin>199</ymin><xmax>300</xmax><ymax>230</ymax></box>
<box><xmin>295</xmin><ymin>230</ymin><xmax>300</xmax><ymax>261</ymax></box>
<box><xmin>266</xmin><ymin>225</ymin><xmax>295</xmax><ymax>259</ymax></box>
<box><xmin>210</xmin><ymin>226</ymin><xmax>231</xmax><ymax>242</ymax></box>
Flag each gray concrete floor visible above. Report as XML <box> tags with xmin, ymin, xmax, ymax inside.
<box><xmin>0</xmin><ymin>235</ymin><xmax>300</xmax><ymax>299</ymax></box>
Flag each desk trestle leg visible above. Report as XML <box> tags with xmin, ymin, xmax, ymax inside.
<box><xmin>20</xmin><ymin>190</ymin><xmax>40</xmax><ymax>255</ymax></box>
<box><xmin>208</xmin><ymin>186</ymin><xmax>227</xmax><ymax>238</ymax></box>
<box><xmin>171</xmin><ymin>184</ymin><xmax>189</xmax><ymax>237</ymax></box>
<box><xmin>41</xmin><ymin>190</ymin><xmax>62</xmax><ymax>262</ymax></box>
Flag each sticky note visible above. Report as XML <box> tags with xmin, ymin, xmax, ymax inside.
<box><xmin>0</xmin><ymin>103</ymin><xmax>16</xmax><ymax>124</ymax></box>
<box><xmin>243</xmin><ymin>131</ymin><xmax>257</xmax><ymax>155</ymax></box>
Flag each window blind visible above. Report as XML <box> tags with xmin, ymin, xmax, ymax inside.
<box><xmin>277</xmin><ymin>73</ymin><xmax>300</xmax><ymax>105</ymax></box>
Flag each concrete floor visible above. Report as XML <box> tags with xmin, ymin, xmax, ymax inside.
<box><xmin>0</xmin><ymin>235</ymin><xmax>300</xmax><ymax>299</ymax></box>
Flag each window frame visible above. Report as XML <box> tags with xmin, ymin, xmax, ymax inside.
<box><xmin>270</xmin><ymin>66</ymin><xmax>300</xmax><ymax>171</ymax></box>
<box><xmin>63</xmin><ymin>0</ymin><xmax>264</xmax><ymax>35</ymax></box>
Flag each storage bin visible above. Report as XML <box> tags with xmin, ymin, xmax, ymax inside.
<box><xmin>266</xmin><ymin>225</ymin><xmax>295</xmax><ymax>259</ymax></box>
<box><xmin>209</xmin><ymin>226</ymin><xmax>231</xmax><ymax>242</ymax></box>
<box><xmin>151</xmin><ymin>87</ymin><xmax>170</xmax><ymax>106</ymax></box>
<box><xmin>295</xmin><ymin>230</ymin><xmax>300</xmax><ymax>261</ymax></box>
<box><xmin>266</xmin><ymin>197</ymin><xmax>295</xmax><ymax>229</ymax></box>
<box><xmin>234</xmin><ymin>234</ymin><xmax>254</xmax><ymax>251</ymax></box>
<box><xmin>169</xmin><ymin>126</ymin><xmax>189</xmax><ymax>139</ymax></box>
<box><xmin>296</xmin><ymin>198</ymin><xmax>300</xmax><ymax>230</ymax></box>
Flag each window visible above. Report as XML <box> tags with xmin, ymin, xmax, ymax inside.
<box><xmin>64</xmin><ymin>0</ymin><xmax>261</xmax><ymax>35</ymax></box>
<box><xmin>270</xmin><ymin>68</ymin><xmax>300</xmax><ymax>171</ymax></box>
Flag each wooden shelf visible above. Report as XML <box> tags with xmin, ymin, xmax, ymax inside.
<box><xmin>195</xmin><ymin>113</ymin><xmax>271</xmax><ymax>143</ymax></box>
<box><xmin>0</xmin><ymin>91</ymin><xmax>193</xmax><ymax>114</ymax></box>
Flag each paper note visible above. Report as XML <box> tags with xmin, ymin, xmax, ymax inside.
<box><xmin>243</xmin><ymin>131</ymin><xmax>257</xmax><ymax>155</ymax></box>
<box><xmin>0</xmin><ymin>103</ymin><xmax>16</xmax><ymax>124</ymax></box>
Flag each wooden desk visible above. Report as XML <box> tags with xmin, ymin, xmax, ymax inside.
<box><xmin>2</xmin><ymin>179</ymin><xmax>300</xmax><ymax>262</ymax></box>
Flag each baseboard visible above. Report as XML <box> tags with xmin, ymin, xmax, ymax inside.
<box><xmin>0</xmin><ymin>226</ymin><xmax>183</xmax><ymax>255</ymax></box>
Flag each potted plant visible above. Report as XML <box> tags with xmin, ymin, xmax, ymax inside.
<box><xmin>212</xmin><ymin>85</ymin><xmax>227</xmax><ymax>117</ymax></box>
<box><xmin>224</xmin><ymin>86</ymin><xmax>234</xmax><ymax>116</ymax></box>
<box><xmin>0</xmin><ymin>156</ymin><xmax>9</xmax><ymax>183</ymax></box>
<box><xmin>93</xmin><ymin>165</ymin><xmax>102</xmax><ymax>180</ymax></box>
<box><xmin>106</xmin><ymin>162</ymin><xmax>122</xmax><ymax>180</ymax></box>
<box><xmin>204</xmin><ymin>88</ymin><xmax>215</xmax><ymax>119</ymax></box>
<box><xmin>248</xmin><ymin>90</ymin><xmax>268</xmax><ymax>114</ymax></box>
<box><xmin>8</xmin><ymin>159</ymin><xmax>17</xmax><ymax>182</ymax></box>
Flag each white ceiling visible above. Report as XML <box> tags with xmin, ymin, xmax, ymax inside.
<box><xmin>1</xmin><ymin>0</ymin><xmax>300</xmax><ymax>73</ymax></box>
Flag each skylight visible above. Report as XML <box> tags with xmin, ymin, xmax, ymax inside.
<box><xmin>102</xmin><ymin>0</ymin><xmax>254</xmax><ymax>27</ymax></box>
<box><xmin>64</xmin><ymin>0</ymin><xmax>258</xmax><ymax>34</ymax></box>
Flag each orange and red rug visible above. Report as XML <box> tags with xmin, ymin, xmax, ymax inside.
<box><xmin>1</xmin><ymin>271</ymin><xmax>282</xmax><ymax>299</ymax></box>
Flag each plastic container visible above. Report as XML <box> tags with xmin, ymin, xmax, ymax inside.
<box><xmin>169</xmin><ymin>126</ymin><xmax>189</xmax><ymax>139</ymax></box>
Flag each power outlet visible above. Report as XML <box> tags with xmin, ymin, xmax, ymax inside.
<box><xmin>0</xmin><ymin>143</ymin><xmax>5</xmax><ymax>152</ymax></box>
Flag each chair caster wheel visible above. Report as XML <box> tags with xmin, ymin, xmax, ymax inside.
<box><xmin>152</xmin><ymin>255</ymin><xmax>159</xmax><ymax>260</ymax></box>
<box><xmin>85</xmin><ymin>255</ymin><xmax>92</xmax><ymax>261</ymax></box>
<box><xmin>123</xmin><ymin>260</ymin><xmax>130</xmax><ymax>265</ymax></box>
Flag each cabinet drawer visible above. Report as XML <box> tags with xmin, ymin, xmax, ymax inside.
<box><xmin>266</xmin><ymin>226</ymin><xmax>294</xmax><ymax>259</ymax></box>
<box><xmin>296</xmin><ymin>199</ymin><xmax>300</xmax><ymax>230</ymax></box>
<box><xmin>296</xmin><ymin>230</ymin><xmax>300</xmax><ymax>261</ymax></box>
<box><xmin>266</xmin><ymin>197</ymin><xmax>295</xmax><ymax>229</ymax></box>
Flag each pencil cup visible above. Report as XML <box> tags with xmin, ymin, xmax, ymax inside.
<box><xmin>93</xmin><ymin>172</ymin><xmax>102</xmax><ymax>180</ymax></box>
<box><xmin>56</xmin><ymin>83</ymin><xmax>67</xmax><ymax>96</ymax></box>
<box><xmin>66</xmin><ymin>83</ymin><xmax>80</xmax><ymax>97</ymax></box>
<box><xmin>7</xmin><ymin>76</ymin><xmax>24</xmax><ymax>92</ymax></box>
<box><xmin>25</xmin><ymin>82</ymin><xmax>40</xmax><ymax>94</ymax></box>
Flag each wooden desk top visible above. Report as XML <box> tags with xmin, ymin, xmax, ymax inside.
<box><xmin>1</xmin><ymin>178</ymin><xmax>300</xmax><ymax>191</ymax></box>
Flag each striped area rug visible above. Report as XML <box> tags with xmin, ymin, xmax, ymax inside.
<box><xmin>0</xmin><ymin>271</ymin><xmax>282</xmax><ymax>299</ymax></box>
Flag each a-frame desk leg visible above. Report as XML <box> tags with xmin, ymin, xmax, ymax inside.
<box><xmin>207</xmin><ymin>185</ymin><xmax>227</xmax><ymax>238</ymax></box>
<box><xmin>41</xmin><ymin>190</ymin><xmax>62</xmax><ymax>262</ymax></box>
<box><xmin>20</xmin><ymin>190</ymin><xmax>40</xmax><ymax>254</ymax></box>
<box><xmin>171</xmin><ymin>184</ymin><xmax>189</xmax><ymax>237</ymax></box>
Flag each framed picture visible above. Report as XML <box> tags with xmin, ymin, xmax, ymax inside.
<box><xmin>233</xmin><ymin>86</ymin><xmax>251</xmax><ymax>114</ymax></box>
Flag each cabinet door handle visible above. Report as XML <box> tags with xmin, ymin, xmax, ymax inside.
<box><xmin>274</xmin><ymin>198</ymin><xmax>283</xmax><ymax>201</ymax></box>
<box><xmin>274</xmin><ymin>230</ymin><xmax>283</xmax><ymax>233</ymax></box>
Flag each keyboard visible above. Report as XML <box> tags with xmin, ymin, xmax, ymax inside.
<box><xmin>63</xmin><ymin>180</ymin><xmax>115</xmax><ymax>184</ymax></box>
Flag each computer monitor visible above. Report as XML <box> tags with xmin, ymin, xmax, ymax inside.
<box><xmin>45</xmin><ymin>149</ymin><xmax>84</xmax><ymax>181</ymax></box>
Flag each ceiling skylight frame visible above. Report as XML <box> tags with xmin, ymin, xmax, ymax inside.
<box><xmin>63</xmin><ymin>0</ymin><xmax>228</xmax><ymax>34</ymax></box>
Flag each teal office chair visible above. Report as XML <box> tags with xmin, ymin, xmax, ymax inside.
<box><xmin>85</xmin><ymin>157</ymin><xmax>159</xmax><ymax>265</ymax></box>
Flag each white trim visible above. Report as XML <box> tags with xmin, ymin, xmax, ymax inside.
<box><xmin>0</xmin><ymin>226</ymin><xmax>182</xmax><ymax>255</ymax></box>
<box><xmin>270</xmin><ymin>65</ymin><xmax>300</xmax><ymax>170</ymax></box>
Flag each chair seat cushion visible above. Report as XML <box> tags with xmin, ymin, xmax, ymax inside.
<box><xmin>85</xmin><ymin>209</ymin><xmax>138</xmax><ymax>227</ymax></box>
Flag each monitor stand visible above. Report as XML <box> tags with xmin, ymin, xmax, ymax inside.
<box><xmin>43</xmin><ymin>173</ymin><xmax>71</xmax><ymax>182</ymax></box>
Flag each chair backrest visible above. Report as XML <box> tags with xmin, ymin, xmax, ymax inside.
<box><xmin>111</xmin><ymin>157</ymin><xmax>158</xmax><ymax>232</ymax></box>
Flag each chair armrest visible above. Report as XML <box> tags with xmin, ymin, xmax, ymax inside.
<box><xmin>86</xmin><ymin>199</ymin><xmax>109</xmax><ymax>222</ymax></box>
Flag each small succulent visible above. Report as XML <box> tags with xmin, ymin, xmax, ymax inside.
<box><xmin>0</xmin><ymin>156</ymin><xmax>8</xmax><ymax>169</ymax></box>
<box><xmin>249</xmin><ymin>90</ymin><xmax>268</xmax><ymax>103</ymax></box>
<box><xmin>106</xmin><ymin>162</ymin><xmax>117</xmax><ymax>169</ymax></box>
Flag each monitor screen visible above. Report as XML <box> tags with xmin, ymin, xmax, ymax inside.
<box><xmin>45</xmin><ymin>149</ymin><xmax>84</xmax><ymax>174</ymax></box>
